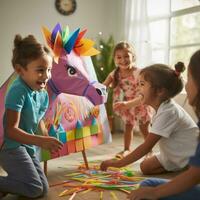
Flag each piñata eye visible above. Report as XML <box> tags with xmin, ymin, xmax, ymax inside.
<box><xmin>67</xmin><ymin>66</ymin><xmax>77</xmax><ymax>76</ymax></box>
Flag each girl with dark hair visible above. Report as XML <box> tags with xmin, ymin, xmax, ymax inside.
<box><xmin>0</xmin><ymin>35</ymin><xmax>63</xmax><ymax>198</ymax></box>
<box><xmin>101</xmin><ymin>62</ymin><xmax>199</xmax><ymax>177</ymax></box>
<box><xmin>128</xmin><ymin>50</ymin><xmax>200</xmax><ymax>200</ymax></box>
<box><xmin>103</xmin><ymin>41</ymin><xmax>152</xmax><ymax>159</ymax></box>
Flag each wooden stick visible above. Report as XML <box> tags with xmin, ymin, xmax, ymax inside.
<box><xmin>69</xmin><ymin>192</ymin><xmax>77</xmax><ymax>200</ymax></box>
<box><xmin>44</xmin><ymin>161</ymin><xmax>47</xmax><ymax>176</ymax></box>
<box><xmin>110</xmin><ymin>191</ymin><xmax>119</xmax><ymax>200</ymax></box>
<box><xmin>100</xmin><ymin>191</ymin><xmax>103</xmax><ymax>200</ymax></box>
<box><xmin>119</xmin><ymin>188</ymin><xmax>131</xmax><ymax>194</ymax></box>
<box><xmin>50</xmin><ymin>180</ymin><xmax>71</xmax><ymax>187</ymax></box>
<box><xmin>81</xmin><ymin>150</ymin><xmax>89</xmax><ymax>169</ymax></box>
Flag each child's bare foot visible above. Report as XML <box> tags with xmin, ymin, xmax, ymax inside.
<box><xmin>115</xmin><ymin>150</ymin><xmax>131</xmax><ymax>159</ymax></box>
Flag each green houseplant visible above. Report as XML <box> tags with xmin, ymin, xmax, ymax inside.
<box><xmin>92</xmin><ymin>35</ymin><xmax>116</xmax><ymax>130</ymax></box>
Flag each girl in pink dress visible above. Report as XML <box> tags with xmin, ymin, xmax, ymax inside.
<box><xmin>103</xmin><ymin>41</ymin><xmax>152</xmax><ymax>158</ymax></box>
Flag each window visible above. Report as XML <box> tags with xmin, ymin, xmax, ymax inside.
<box><xmin>171</xmin><ymin>0</ymin><xmax>200</xmax><ymax>11</ymax></box>
<box><xmin>147</xmin><ymin>0</ymin><xmax>200</xmax><ymax>80</ymax></box>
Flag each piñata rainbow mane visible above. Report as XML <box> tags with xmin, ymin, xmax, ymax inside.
<box><xmin>42</xmin><ymin>23</ymin><xmax>99</xmax><ymax>63</ymax></box>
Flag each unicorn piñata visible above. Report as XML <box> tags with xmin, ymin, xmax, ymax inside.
<box><xmin>0</xmin><ymin>24</ymin><xmax>111</xmax><ymax>170</ymax></box>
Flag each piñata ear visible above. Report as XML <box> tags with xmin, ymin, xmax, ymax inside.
<box><xmin>64</xmin><ymin>28</ymin><xmax>80</xmax><ymax>54</ymax></box>
<box><xmin>53</xmin><ymin>32</ymin><xmax>63</xmax><ymax>63</ymax></box>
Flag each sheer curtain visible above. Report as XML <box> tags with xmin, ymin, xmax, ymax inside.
<box><xmin>123</xmin><ymin>0</ymin><xmax>152</xmax><ymax>68</ymax></box>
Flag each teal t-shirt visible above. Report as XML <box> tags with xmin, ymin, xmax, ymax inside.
<box><xmin>3</xmin><ymin>76</ymin><xmax>49</xmax><ymax>156</ymax></box>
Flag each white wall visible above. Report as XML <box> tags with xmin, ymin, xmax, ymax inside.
<box><xmin>0</xmin><ymin>0</ymin><xmax>123</xmax><ymax>85</ymax></box>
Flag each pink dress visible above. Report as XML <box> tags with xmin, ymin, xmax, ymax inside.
<box><xmin>113</xmin><ymin>68</ymin><xmax>152</xmax><ymax>126</ymax></box>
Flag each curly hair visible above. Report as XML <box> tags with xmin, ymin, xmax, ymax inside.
<box><xmin>188</xmin><ymin>50</ymin><xmax>200</xmax><ymax>119</ymax></box>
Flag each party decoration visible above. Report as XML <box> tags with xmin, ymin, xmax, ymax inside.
<box><xmin>50</xmin><ymin>161</ymin><xmax>144</xmax><ymax>198</ymax></box>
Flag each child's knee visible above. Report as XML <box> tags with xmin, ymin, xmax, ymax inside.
<box><xmin>26</xmin><ymin>186</ymin><xmax>43</xmax><ymax>198</ymax></box>
<box><xmin>25</xmin><ymin>182</ymin><xmax>48</xmax><ymax>198</ymax></box>
<box><xmin>41</xmin><ymin>182</ymin><xmax>49</xmax><ymax>196</ymax></box>
<box><xmin>140</xmin><ymin>160</ymin><xmax>151</xmax><ymax>175</ymax></box>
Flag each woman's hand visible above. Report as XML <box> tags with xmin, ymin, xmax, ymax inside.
<box><xmin>128</xmin><ymin>187</ymin><xmax>158</xmax><ymax>200</ymax></box>
<box><xmin>100</xmin><ymin>159</ymin><xmax>119</xmax><ymax>171</ymax></box>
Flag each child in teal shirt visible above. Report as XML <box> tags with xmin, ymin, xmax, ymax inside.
<box><xmin>0</xmin><ymin>34</ymin><xmax>63</xmax><ymax>198</ymax></box>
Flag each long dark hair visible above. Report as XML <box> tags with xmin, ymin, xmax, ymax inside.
<box><xmin>188</xmin><ymin>50</ymin><xmax>200</xmax><ymax>119</ymax></box>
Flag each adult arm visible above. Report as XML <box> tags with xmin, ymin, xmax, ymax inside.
<box><xmin>128</xmin><ymin>166</ymin><xmax>200</xmax><ymax>200</ymax></box>
<box><xmin>155</xmin><ymin>166</ymin><xmax>200</xmax><ymax>197</ymax></box>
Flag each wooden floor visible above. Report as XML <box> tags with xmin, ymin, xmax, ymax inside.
<box><xmin>1</xmin><ymin>132</ymin><xmax>177</xmax><ymax>200</ymax></box>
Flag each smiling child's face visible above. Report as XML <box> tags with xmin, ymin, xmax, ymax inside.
<box><xmin>138</xmin><ymin>74</ymin><xmax>154</xmax><ymax>106</ymax></box>
<box><xmin>114</xmin><ymin>49</ymin><xmax>135</xmax><ymax>70</ymax></box>
<box><xmin>17</xmin><ymin>54</ymin><xmax>52</xmax><ymax>91</ymax></box>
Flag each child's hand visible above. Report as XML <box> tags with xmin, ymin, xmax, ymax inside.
<box><xmin>127</xmin><ymin>187</ymin><xmax>158</xmax><ymax>200</ymax></box>
<box><xmin>40</xmin><ymin>136</ymin><xmax>63</xmax><ymax>153</ymax></box>
<box><xmin>114</xmin><ymin>95</ymin><xmax>144</xmax><ymax>111</ymax></box>
<box><xmin>100</xmin><ymin>159</ymin><xmax>119</xmax><ymax>171</ymax></box>
<box><xmin>113</xmin><ymin>101</ymin><xmax>128</xmax><ymax>111</ymax></box>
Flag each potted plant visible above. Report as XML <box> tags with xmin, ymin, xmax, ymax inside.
<box><xmin>92</xmin><ymin>35</ymin><xmax>115</xmax><ymax>131</ymax></box>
